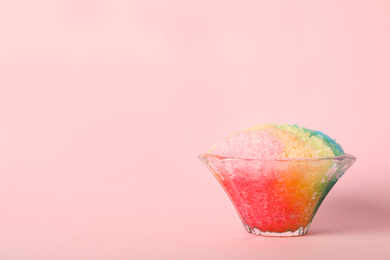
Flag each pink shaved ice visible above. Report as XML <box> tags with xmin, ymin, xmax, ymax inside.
<box><xmin>209</xmin><ymin>128</ymin><xmax>284</xmax><ymax>158</ymax></box>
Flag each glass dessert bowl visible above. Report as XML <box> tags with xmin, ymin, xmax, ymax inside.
<box><xmin>199</xmin><ymin>153</ymin><xmax>356</xmax><ymax>237</ymax></box>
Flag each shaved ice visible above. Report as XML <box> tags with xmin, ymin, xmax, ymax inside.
<box><xmin>209</xmin><ymin>123</ymin><xmax>344</xmax><ymax>158</ymax></box>
<box><xmin>199</xmin><ymin>123</ymin><xmax>355</xmax><ymax>236</ymax></box>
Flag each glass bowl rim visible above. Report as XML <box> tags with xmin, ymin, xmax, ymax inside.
<box><xmin>199</xmin><ymin>153</ymin><xmax>356</xmax><ymax>162</ymax></box>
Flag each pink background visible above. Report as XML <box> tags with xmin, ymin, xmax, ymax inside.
<box><xmin>1</xmin><ymin>0</ymin><xmax>390</xmax><ymax>259</ymax></box>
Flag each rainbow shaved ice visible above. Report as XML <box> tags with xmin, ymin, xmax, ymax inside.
<box><xmin>201</xmin><ymin>123</ymin><xmax>352</xmax><ymax>236</ymax></box>
<box><xmin>209</xmin><ymin>123</ymin><xmax>344</xmax><ymax>159</ymax></box>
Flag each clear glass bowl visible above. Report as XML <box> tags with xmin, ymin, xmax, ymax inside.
<box><xmin>198</xmin><ymin>153</ymin><xmax>356</xmax><ymax>236</ymax></box>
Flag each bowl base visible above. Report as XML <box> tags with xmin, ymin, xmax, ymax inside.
<box><xmin>244</xmin><ymin>223</ymin><xmax>311</xmax><ymax>237</ymax></box>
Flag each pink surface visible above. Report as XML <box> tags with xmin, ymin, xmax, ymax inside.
<box><xmin>0</xmin><ymin>0</ymin><xmax>390</xmax><ymax>259</ymax></box>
